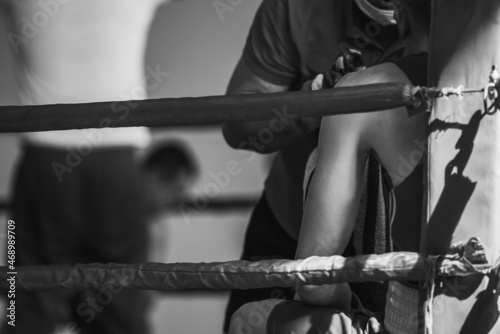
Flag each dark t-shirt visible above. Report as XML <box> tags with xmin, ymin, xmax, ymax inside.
<box><xmin>242</xmin><ymin>0</ymin><xmax>403</xmax><ymax>239</ymax></box>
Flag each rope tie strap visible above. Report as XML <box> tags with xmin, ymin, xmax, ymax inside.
<box><xmin>413</xmin><ymin>86</ymin><xmax>485</xmax><ymax>107</ymax></box>
<box><xmin>437</xmin><ymin>237</ymin><xmax>491</xmax><ymax>277</ymax></box>
<box><xmin>413</xmin><ymin>86</ymin><xmax>484</xmax><ymax>100</ymax></box>
<box><xmin>424</xmin><ymin>238</ymin><xmax>490</xmax><ymax>334</ymax></box>
<box><xmin>412</xmin><ymin>65</ymin><xmax>500</xmax><ymax>116</ymax></box>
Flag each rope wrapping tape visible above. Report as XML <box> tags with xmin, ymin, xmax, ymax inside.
<box><xmin>0</xmin><ymin>248</ymin><xmax>490</xmax><ymax>293</ymax></box>
<box><xmin>0</xmin><ymin>83</ymin><xmax>415</xmax><ymax>133</ymax></box>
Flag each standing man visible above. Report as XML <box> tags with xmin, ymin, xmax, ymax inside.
<box><xmin>1</xmin><ymin>1</ymin><xmax>170</xmax><ymax>333</ymax></box>
<box><xmin>222</xmin><ymin>0</ymin><xmax>404</xmax><ymax>331</ymax></box>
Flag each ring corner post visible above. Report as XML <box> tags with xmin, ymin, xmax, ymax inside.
<box><xmin>422</xmin><ymin>0</ymin><xmax>500</xmax><ymax>333</ymax></box>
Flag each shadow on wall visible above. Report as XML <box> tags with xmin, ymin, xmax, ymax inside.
<box><xmin>426</xmin><ymin>109</ymin><xmax>500</xmax><ymax>333</ymax></box>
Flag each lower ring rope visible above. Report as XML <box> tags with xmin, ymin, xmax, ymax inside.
<box><xmin>0</xmin><ymin>238</ymin><xmax>490</xmax><ymax>294</ymax></box>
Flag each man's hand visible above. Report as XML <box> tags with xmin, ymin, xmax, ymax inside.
<box><xmin>299</xmin><ymin>49</ymin><xmax>366</xmax><ymax>132</ymax></box>
<box><xmin>303</xmin><ymin>49</ymin><xmax>366</xmax><ymax>91</ymax></box>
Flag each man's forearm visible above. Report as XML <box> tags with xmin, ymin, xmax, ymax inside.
<box><xmin>222</xmin><ymin>58</ymin><xmax>320</xmax><ymax>153</ymax></box>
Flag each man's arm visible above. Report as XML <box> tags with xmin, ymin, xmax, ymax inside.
<box><xmin>220</xmin><ymin>0</ymin><xmax>322</xmax><ymax>153</ymax></box>
<box><xmin>295</xmin><ymin>108</ymin><xmax>369</xmax><ymax>309</ymax></box>
<box><xmin>221</xmin><ymin>59</ymin><xmax>321</xmax><ymax>153</ymax></box>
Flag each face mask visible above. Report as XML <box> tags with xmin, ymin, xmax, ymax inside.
<box><xmin>353</xmin><ymin>0</ymin><xmax>397</xmax><ymax>26</ymax></box>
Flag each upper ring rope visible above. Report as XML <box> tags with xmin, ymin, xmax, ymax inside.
<box><xmin>0</xmin><ymin>67</ymin><xmax>497</xmax><ymax>133</ymax></box>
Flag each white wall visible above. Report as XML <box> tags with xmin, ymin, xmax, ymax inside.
<box><xmin>0</xmin><ymin>0</ymin><xmax>265</xmax><ymax>333</ymax></box>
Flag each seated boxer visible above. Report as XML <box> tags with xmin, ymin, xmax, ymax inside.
<box><xmin>229</xmin><ymin>0</ymin><xmax>431</xmax><ymax>332</ymax></box>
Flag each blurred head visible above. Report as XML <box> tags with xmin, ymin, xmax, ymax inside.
<box><xmin>144</xmin><ymin>140</ymin><xmax>199</xmax><ymax>211</ymax></box>
<box><xmin>393</xmin><ymin>0</ymin><xmax>432</xmax><ymax>41</ymax></box>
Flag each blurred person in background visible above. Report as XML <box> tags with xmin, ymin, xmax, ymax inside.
<box><xmin>0</xmin><ymin>0</ymin><xmax>171</xmax><ymax>333</ymax></box>
<box><xmin>142</xmin><ymin>140</ymin><xmax>199</xmax><ymax>262</ymax></box>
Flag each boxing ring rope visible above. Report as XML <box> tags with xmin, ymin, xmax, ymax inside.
<box><xmin>0</xmin><ymin>238</ymin><xmax>492</xmax><ymax>294</ymax></box>
<box><xmin>0</xmin><ymin>83</ymin><xmax>422</xmax><ymax>132</ymax></box>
